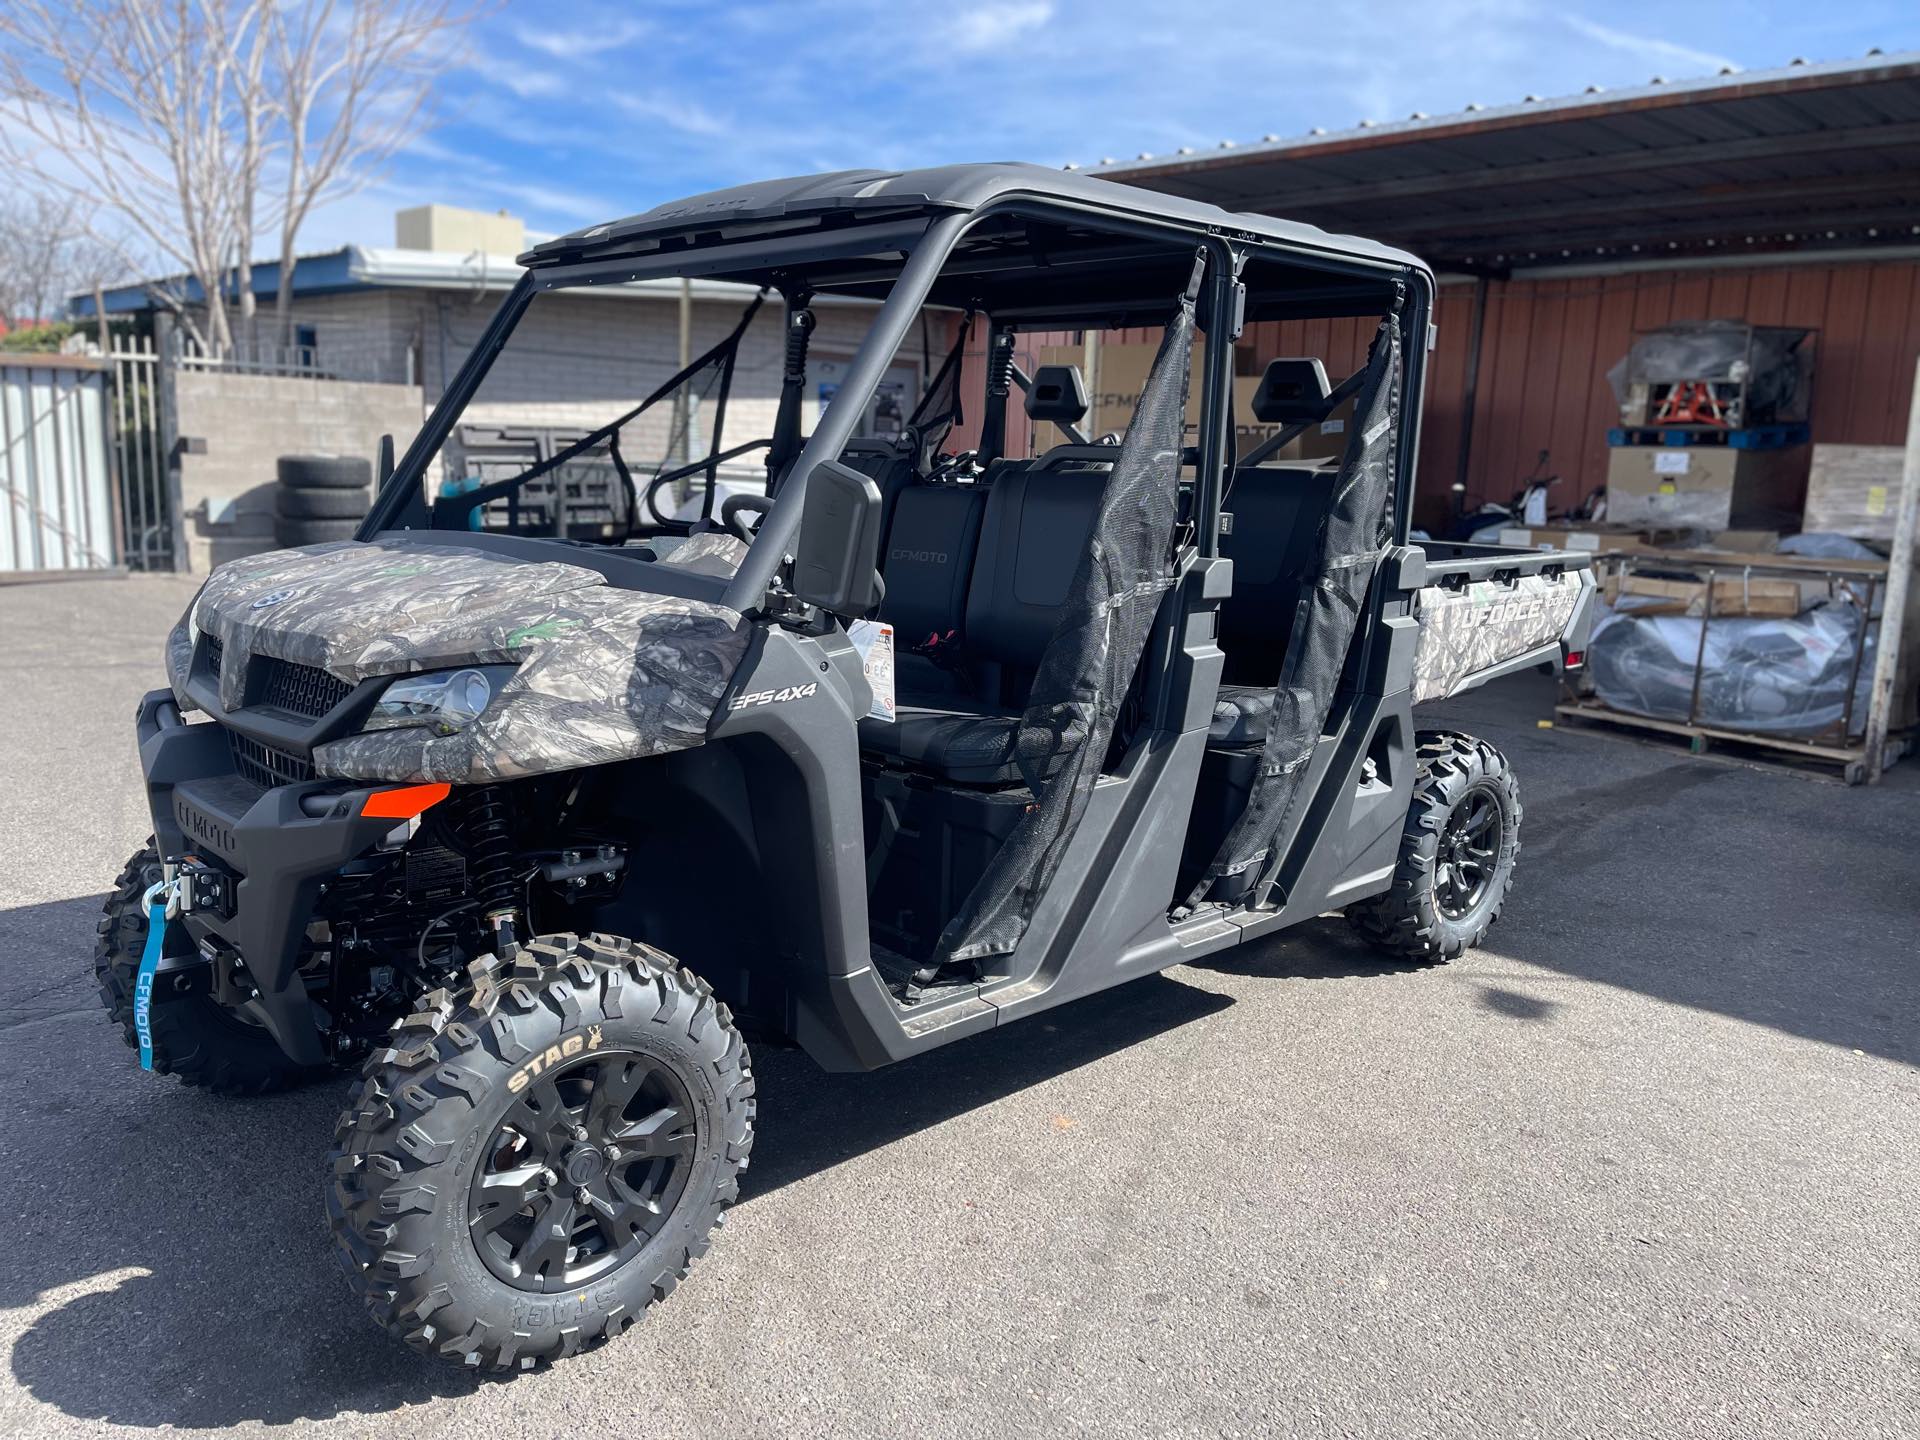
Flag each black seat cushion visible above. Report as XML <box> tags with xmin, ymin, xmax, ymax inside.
<box><xmin>860</xmin><ymin>702</ymin><xmax>1039</xmax><ymax>786</ymax></box>
<box><xmin>1208</xmin><ymin>685</ymin><xmax>1276</xmax><ymax>747</ymax></box>
<box><xmin>1217</xmin><ymin>463</ymin><xmax>1337</xmax><ymax>685</ymax></box>
<box><xmin>879</xmin><ymin>482</ymin><xmax>988</xmax><ymax>656</ymax></box>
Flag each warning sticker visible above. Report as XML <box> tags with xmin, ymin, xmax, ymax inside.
<box><xmin>847</xmin><ymin>619</ymin><xmax>895</xmax><ymax>723</ymax></box>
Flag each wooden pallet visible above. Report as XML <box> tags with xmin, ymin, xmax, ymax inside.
<box><xmin>1552</xmin><ymin>700</ymin><xmax>1906</xmax><ymax>785</ymax></box>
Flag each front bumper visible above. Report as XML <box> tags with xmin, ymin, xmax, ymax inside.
<box><xmin>136</xmin><ymin>689</ymin><xmax>413</xmax><ymax>1065</ymax></box>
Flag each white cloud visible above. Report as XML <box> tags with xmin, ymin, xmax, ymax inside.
<box><xmin>1563</xmin><ymin>17</ymin><xmax>1735</xmax><ymax>77</ymax></box>
<box><xmin>611</xmin><ymin>92</ymin><xmax>730</xmax><ymax>138</ymax></box>
<box><xmin>514</xmin><ymin>18</ymin><xmax>649</xmax><ymax>60</ymax></box>
<box><xmin>939</xmin><ymin>1</ymin><xmax>1055</xmax><ymax>56</ymax></box>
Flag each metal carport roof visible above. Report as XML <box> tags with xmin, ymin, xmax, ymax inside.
<box><xmin>1083</xmin><ymin>52</ymin><xmax>1920</xmax><ymax>273</ymax></box>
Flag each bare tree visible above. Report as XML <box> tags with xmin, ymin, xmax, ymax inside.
<box><xmin>0</xmin><ymin>1</ymin><xmax>479</xmax><ymax>356</ymax></box>
<box><xmin>0</xmin><ymin>192</ymin><xmax>124</xmax><ymax>330</ymax></box>
<box><xmin>265</xmin><ymin>2</ymin><xmax>473</xmax><ymax>346</ymax></box>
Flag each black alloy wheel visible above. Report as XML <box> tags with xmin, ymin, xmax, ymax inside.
<box><xmin>468</xmin><ymin>1048</ymin><xmax>698</xmax><ymax>1292</ymax></box>
<box><xmin>1435</xmin><ymin>786</ymin><xmax>1504</xmax><ymax>919</ymax></box>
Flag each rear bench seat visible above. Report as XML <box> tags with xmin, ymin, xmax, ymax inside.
<box><xmin>1203</xmin><ymin>461</ymin><xmax>1341</xmax><ymax>748</ymax></box>
<box><xmin>861</xmin><ymin>456</ymin><xmax>1108</xmax><ymax>783</ymax></box>
<box><xmin>858</xmin><ymin>452</ymin><xmax>1341</xmax><ymax>781</ymax></box>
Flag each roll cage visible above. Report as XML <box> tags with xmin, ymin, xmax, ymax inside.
<box><xmin>361</xmin><ymin>164</ymin><xmax>1434</xmax><ymax>618</ymax></box>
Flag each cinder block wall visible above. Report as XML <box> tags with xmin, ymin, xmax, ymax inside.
<box><xmin>173</xmin><ymin>370</ymin><xmax>424</xmax><ymax>572</ymax></box>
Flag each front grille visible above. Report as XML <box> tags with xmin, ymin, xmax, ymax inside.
<box><xmin>205</xmin><ymin>634</ymin><xmax>224</xmax><ymax>678</ymax></box>
<box><xmin>252</xmin><ymin>657</ymin><xmax>354</xmax><ymax>718</ymax></box>
<box><xmin>228</xmin><ymin>730</ymin><xmax>314</xmax><ymax>788</ymax></box>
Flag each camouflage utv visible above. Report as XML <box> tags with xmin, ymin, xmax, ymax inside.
<box><xmin>106</xmin><ymin>164</ymin><xmax>1593</xmax><ymax>1368</ymax></box>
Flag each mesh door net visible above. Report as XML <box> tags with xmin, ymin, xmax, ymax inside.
<box><xmin>930</xmin><ymin>299</ymin><xmax>1196</xmax><ymax>968</ymax></box>
<box><xmin>1186</xmin><ymin>312</ymin><xmax>1403</xmax><ymax>909</ymax></box>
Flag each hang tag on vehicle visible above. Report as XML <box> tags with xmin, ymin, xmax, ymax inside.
<box><xmin>847</xmin><ymin>620</ymin><xmax>895</xmax><ymax>723</ymax></box>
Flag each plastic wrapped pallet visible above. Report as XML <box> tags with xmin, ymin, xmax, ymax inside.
<box><xmin>1587</xmin><ymin>598</ymin><xmax>1875</xmax><ymax>737</ymax></box>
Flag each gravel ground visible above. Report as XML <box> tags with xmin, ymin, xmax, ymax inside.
<box><xmin>0</xmin><ymin>573</ymin><xmax>1915</xmax><ymax>1440</ymax></box>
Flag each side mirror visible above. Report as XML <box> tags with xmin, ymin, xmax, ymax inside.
<box><xmin>791</xmin><ymin>459</ymin><xmax>884</xmax><ymax>616</ymax></box>
<box><xmin>378</xmin><ymin>433</ymin><xmax>396</xmax><ymax>485</ymax></box>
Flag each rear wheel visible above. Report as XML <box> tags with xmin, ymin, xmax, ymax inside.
<box><xmin>327</xmin><ymin>933</ymin><xmax>755</xmax><ymax>1369</ymax></box>
<box><xmin>1345</xmin><ymin>732</ymin><xmax>1521</xmax><ymax>963</ymax></box>
<box><xmin>94</xmin><ymin>844</ymin><xmax>320</xmax><ymax>1095</ymax></box>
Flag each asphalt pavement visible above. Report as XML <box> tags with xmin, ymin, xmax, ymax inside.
<box><xmin>0</xmin><ymin>573</ymin><xmax>1915</xmax><ymax>1439</ymax></box>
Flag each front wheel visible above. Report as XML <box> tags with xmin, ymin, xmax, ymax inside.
<box><xmin>1345</xmin><ymin>732</ymin><xmax>1521</xmax><ymax>963</ymax></box>
<box><xmin>326</xmin><ymin>933</ymin><xmax>755</xmax><ymax>1369</ymax></box>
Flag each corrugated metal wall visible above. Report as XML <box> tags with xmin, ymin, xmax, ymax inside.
<box><xmin>0</xmin><ymin>355</ymin><xmax>117</xmax><ymax>573</ymax></box>
<box><xmin>946</xmin><ymin>253</ymin><xmax>1920</xmax><ymax>533</ymax></box>
<box><xmin>1417</xmin><ymin>256</ymin><xmax>1920</xmax><ymax>528</ymax></box>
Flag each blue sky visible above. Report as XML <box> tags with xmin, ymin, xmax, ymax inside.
<box><xmin>310</xmin><ymin>0</ymin><xmax>1920</xmax><ymax>250</ymax></box>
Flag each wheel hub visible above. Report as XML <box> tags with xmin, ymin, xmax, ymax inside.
<box><xmin>562</xmin><ymin>1144</ymin><xmax>608</xmax><ymax>1187</ymax></box>
<box><xmin>1436</xmin><ymin>784</ymin><xmax>1503</xmax><ymax>921</ymax></box>
<box><xmin>466</xmin><ymin>1047</ymin><xmax>698</xmax><ymax>1293</ymax></box>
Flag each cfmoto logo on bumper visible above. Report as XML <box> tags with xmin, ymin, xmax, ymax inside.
<box><xmin>173</xmin><ymin>796</ymin><xmax>237</xmax><ymax>855</ymax></box>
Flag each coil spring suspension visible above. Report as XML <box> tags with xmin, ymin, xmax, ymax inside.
<box><xmin>464</xmin><ymin>785</ymin><xmax>520</xmax><ymax>945</ymax></box>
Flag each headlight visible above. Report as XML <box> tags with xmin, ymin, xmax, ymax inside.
<box><xmin>364</xmin><ymin>666</ymin><xmax>513</xmax><ymax>735</ymax></box>
<box><xmin>187</xmin><ymin>585</ymin><xmax>207</xmax><ymax>639</ymax></box>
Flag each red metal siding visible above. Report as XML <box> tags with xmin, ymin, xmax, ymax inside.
<box><xmin>941</xmin><ymin>255</ymin><xmax>1920</xmax><ymax>534</ymax></box>
<box><xmin>1414</xmin><ymin>256</ymin><xmax>1920</xmax><ymax>529</ymax></box>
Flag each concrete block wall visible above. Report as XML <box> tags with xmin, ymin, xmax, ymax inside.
<box><xmin>173</xmin><ymin>369</ymin><xmax>425</xmax><ymax>572</ymax></box>
<box><xmin>410</xmin><ymin>292</ymin><xmax>896</xmax><ymax>477</ymax></box>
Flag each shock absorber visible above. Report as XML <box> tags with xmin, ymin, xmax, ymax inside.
<box><xmin>464</xmin><ymin>785</ymin><xmax>521</xmax><ymax>949</ymax></box>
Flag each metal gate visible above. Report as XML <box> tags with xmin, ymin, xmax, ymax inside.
<box><xmin>109</xmin><ymin>336</ymin><xmax>175</xmax><ymax>571</ymax></box>
<box><xmin>0</xmin><ymin>353</ymin><xmax>118</xmax><ymax>573</ymax></box>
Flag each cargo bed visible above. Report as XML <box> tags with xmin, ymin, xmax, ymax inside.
<box><xmin>1408</xmin><ymin>541</ymin><xmax>1596</xmax><ymax>703</ymax></box>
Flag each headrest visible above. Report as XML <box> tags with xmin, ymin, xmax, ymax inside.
<box><xmin>1251</xmin><ymin>358</ymin><xmax>1333</xmax><ymax>424</ymax></box>
<box><xmin>1025</xmin><ymin>364</ymin><xmax>1090</xmax><ymax>425</ymax></box>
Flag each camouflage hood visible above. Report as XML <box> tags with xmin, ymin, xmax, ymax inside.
<box><xmin>169</xmin><ymin>538</ymin><xmax>753</xmax><ymax>784</ymax></box>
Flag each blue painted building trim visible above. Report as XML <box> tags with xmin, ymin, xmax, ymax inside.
<box><xmin>70</xmin><ymin>248</ymin><xmax>365</xmax><ymax>318</ymax></box>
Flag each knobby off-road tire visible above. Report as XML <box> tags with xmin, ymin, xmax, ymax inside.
<box><xmin>275</xmin><ymin>486</ymin><xmax>368</xmax><ymax>520</ymax></box>
<box><xmin>1345</xmin><ymin>732</ymin><xmax>1522</xmax><ymax>963</ymax></box>
<box><xmin>274</xmin><ymin>516</ymin><xmax>360</xmax><ymax>547</ymax></box>
<box><xmin>95</xmin><ymin>844</ymin><xmax>320</xmax><ymax>1095</ymax></box>
<box><xmin>276</xmin><ymin>454</ymin><xmax>371</xmax><ymax>490</ymax></box>
<box><xmin>327</xmin><ymin>933</ymin><xmax>755</xmax><ymax>1370</ymax></box>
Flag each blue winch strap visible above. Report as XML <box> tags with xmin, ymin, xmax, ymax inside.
<box><xmin>136</xmin><ymin>880</ymin><xmax>168</xmax><ymax>1071</ymax></box>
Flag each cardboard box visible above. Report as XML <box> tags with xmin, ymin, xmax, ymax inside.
<box><xmin>1606</xmin><ymin>444</ymin><xmax>1809</xmax><ymax>531</ymax></box>
<box><xmin>1804</xmin><ymin>444</ymin><xmax>1909</xmax><ymax>542</ymax></box>
<box><xmin>1602</xmin><ymin>571</ymin><xmax>1805</xmax><ymax>617</ymax></box>
<box><xmin>1495</xmin><ymin>525</ymin><xmax>1660</xmax><ymax>555</ymax></box>
<box><xmin>1707</xmin><ymin>529</ymin><xmax>1781</xmax><ymax>553</ymax></box>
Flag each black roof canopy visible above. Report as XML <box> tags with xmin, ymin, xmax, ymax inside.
<box><xmin>524</xmin><ymin>163</ymin><xmax>1424</xmax><ymax>327</ymax></box>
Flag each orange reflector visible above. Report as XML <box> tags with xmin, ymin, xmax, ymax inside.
<box><xmin>360</xmin><ymin>782</ymin><xmax>451</xmax><ymax>820</ymax></box>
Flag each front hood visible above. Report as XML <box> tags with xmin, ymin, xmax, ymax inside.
<box><xmin>171</xmin><ymin>538</ymin><xmax>753</xmax><ymax>784</ymax></box>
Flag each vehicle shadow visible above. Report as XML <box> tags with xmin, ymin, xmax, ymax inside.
<box><xmin>1</xmin><ymin>891</ymin><xmax>1229</xmax><ymax>1427</ymax></box>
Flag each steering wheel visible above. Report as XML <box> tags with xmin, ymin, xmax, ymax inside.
<box><xmin>720</xmin><ymin>493</ymin><xmax>772</xmax><ymax>541</ymax></box>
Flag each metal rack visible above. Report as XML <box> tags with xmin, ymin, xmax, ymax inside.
<box><xmin>1556</xmin><ymin>548</ymin><xmax>1909</xmax><ymax>784</ymax></box>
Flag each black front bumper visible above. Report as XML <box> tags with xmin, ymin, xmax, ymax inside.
<box><xmin>137</xmin><ymin>689</ymin><xmax>403</xmax><ymax>1065</ymax></box>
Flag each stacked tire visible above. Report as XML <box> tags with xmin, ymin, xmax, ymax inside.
<box><xmin>275</xmin><ymin>455</ymin><xmax>370</xmax><ymax>548</ymax></box>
